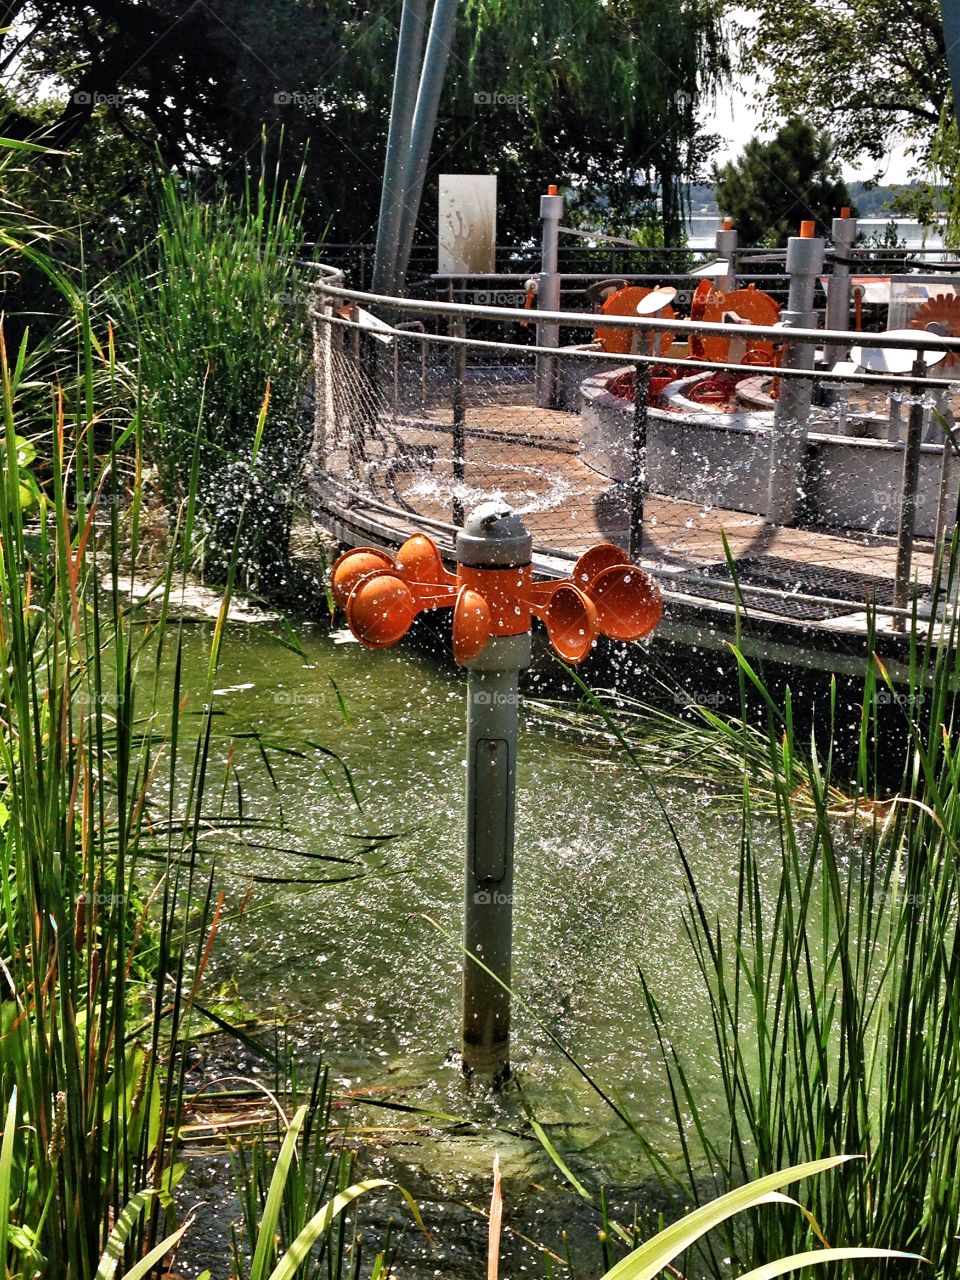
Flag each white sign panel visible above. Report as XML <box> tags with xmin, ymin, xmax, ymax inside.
<box><xmin>438</xmin><ymin>174</ymin><xmax>497</xmax><ymax>274</ymax></box>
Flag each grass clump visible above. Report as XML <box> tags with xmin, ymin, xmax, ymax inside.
<box><xmin>0</xmin><ymin>190</ymin><xmax>414</xmax><ymax>1274</ymax></box>
<box><xmin>541</xmin><ymin>573</ymin><xmax>960</xmax><ymax>1278</ymax></box>
<box><xmin>129</xmin><ymin>146</ymin><xmax>313</xmax><ymax>595</ymax></box>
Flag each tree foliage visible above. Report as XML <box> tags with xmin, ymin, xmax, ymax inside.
<box><xmin>713</xmin><ymin>119</ymin><xmax>854</xmax><ymax>246</ymax></box>
<box><xmin>1</xmin><ymin>0</ymin><xmax>729</xmax><ymax>248</ymax></box>
<box><xmin>733</xmin><ymin>0</ymin><xmax>948</xmax><ymax>173</ymax></box>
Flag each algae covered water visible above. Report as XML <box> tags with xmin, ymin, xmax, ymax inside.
<box><xmin>172</xmin><ymin>621</ymin><xmax>779</xmax><ymax>1276</ymax></box>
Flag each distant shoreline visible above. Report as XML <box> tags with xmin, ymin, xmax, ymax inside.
<box><xmin>685</xmin><ymin>214</ymin><xmax>945</xmax><ymax>251</ymax></box>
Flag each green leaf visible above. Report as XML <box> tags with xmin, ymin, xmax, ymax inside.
<box><xmin>249</xmin><ymin>1105</ymin><xmax>308</xmax><ymax>1280</ymax></box>
<box><xmin>119</xmin><ymin>1220</ymin><xmax>191</xmax><ymax>1280</ymax></box>
<box><xmin>13</xmin><ymin>436</ymin><xmax>36</xmax><ymax>468</ymax></box>
<box><xmin>95</xmin><ymin>1190</ymin><xmax>154</xmax><ymax>1280</ymax></box>
<box><xmin>268</xmin><ymin>1180</ymin><xmax>428</xmax><ymax>1280</ymax></box>
<box><xmin>734</xmin><ymin>1248</ymin><xmax>926</xmax><ymax>1280</ymax></box>
<box><xmin>530</xmin><ymin>1118</ymin><xmax>593</xmax><ymax>1202</ymax></box>
<box><xmin>0</xmin><ymin>1089</ymin><xmax>17</xmax><ymax>1271</ymax></box>
<box><xmin>598</xmin><ymin>1156</ymin><xmax>860</xmax><ymax>1280</ymax></box>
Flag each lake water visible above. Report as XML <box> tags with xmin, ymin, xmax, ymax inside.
<box><xmin>685</xmin><ymin>214</ymin><xmax>944</xmax><ymax>251</ymax></box>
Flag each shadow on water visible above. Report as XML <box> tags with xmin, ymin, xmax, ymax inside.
<box><xmin>166</xmin><ymin>618</ymin><xmax>807</xmax><ymax>1277</ymax></box>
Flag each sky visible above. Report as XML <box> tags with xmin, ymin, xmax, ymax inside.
<box><xmin>708</xmin><ymin>82</ymin><xmax>917</xmax><ymax>185</ymax></box>
<box><xmin>706</xmin><ymin>6</ymin><xmax>917</xmax><ymax>187</ymax></box>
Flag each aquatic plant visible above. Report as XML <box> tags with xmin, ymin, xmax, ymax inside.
<box><xmin>128</xmin><ymin>142</ymin><xmax>313</xmax><ymax>595</ymax></box>
<box><xmin>539</xmin><ymin>546</ymin><xmax>960</xmax><ymax>1277</ymax></box>
<box><xmin>0</xmin><ymin>285</ymin><xmax>408</xmax><ymax>1276</ymax></box>
<box><xmin>590</xmin><ymin>1157</ymin><xmax>916</xmax><ymax>1279</ymax></box>
<box><xmin>230</xmin><ymin>1079</ymin><xmax>426</xmax><ymax>1280</ymax></box>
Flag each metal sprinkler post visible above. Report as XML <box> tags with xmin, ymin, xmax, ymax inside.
<box><xmin>330</xmin><ymin>504</ymin><xmax>664</xmax><ymax>1078</ymax></box>
<box><xmin>457</xmin><ymin>506</ymin><xmax>531</xmax><ymax>1076</ymax></box>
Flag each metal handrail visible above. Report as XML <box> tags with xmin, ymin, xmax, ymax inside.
<box><xmin>315</xmin><ymin>305</ymin><xmax>958</xmax><ymax>391</ymax></box>
<box><xmin>306</xmin><ymin>266</ymin><xmax>960</xmax><ymax>360</ymax></box>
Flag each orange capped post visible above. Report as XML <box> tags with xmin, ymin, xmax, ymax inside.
<box><xmin>841</xmin><ymin>206</ymin><xmax>852</xmax><ymax>219</ymax></box>
<box><xmin>769</xmin><ymin>218</ymin><xmax>825</xmax><ymax>524</ymax></box>
<box><xmin>332</xmin><ymin>502</ymin><xmax>663</xmax><ymax>1078</ymax></box>
<box><xmin>538</xmin><ymin>183</ymin><xmax>564</xmax><ymax>407</ymax></box>
<box><xmin>716</xmin><ymin>218</ymin><xmax>738</xmax><ymax>292</ymax></box>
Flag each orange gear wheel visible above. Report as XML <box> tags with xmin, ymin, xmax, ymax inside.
<box><xmin>911</xmin><ymin>293</ymin><xmax>960</xmax><ymax>366</ymax></box>
<box><xmin>690</xmin><ymin>282</ymin><xmax>781</xmax><ymax>365</ymax></box>
<box><xmin>596</xmin><ymin>285</ymin><xmax>677</xmax><ymax>356</ymax></box>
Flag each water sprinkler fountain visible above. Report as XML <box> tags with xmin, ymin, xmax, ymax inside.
<box><xmin>331</xmin><ymin>503</ymin><xmax>663</xmax><ymax>1079</ymax></box>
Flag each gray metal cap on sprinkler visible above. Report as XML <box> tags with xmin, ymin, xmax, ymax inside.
<box><xmin>457</xmin><ymin>502</ymin><xmax>533</xmax><ymax>671</ymax></box>
<box><xmin>456</xmin><ymin>501</ymin><xmax>533</xmax><ymax>567</ymax></box>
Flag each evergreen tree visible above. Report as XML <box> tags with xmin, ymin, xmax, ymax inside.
<box><xmin>713</xmin><ymin>120</ymin><xmax>854</xmax><ymax>246</ymax></box>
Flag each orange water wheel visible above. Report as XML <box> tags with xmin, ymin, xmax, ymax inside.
<box><xmin>596</xmin><ymin>285</ymin><xmax>677</xmax><ymax>355</ymax></box>
<box><xmin>689</xmin><ymin>282</ymin><xmax>780</xmax><ymax>365</ymax></box>
<box><xmin>911</xmin><ymin>293</ymin><xmax>960</xmax><ymax>366</ymax></box>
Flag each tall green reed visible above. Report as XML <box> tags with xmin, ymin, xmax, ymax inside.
<box><xmin>541</xmin><ymin>541</ymin><xmax>960</xmax><ymax>1278</ymax></box>
<box><xmin>128</xmin><ymin>142</ymin><xmax>313</xmax><ymax>594</ymax></box>
<box><xmin>0</xmin><ymin>300</ymin><xmax>409</xmax><ymax>1276</ymax></box>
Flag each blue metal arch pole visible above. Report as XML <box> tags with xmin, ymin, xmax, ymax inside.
<box><xmin>371</xmin><ymin>0</ymin><xmax>430</xmax><ymax>297</ymax></box>
<box><xmin>394</xmin><ymin>0</ymin><xmax>460</xmax><ymax>292</ymax></box>
<box><xmin>942</xmin><ymin>0</ymin><xmax>960</xmax><ymax>120</ymax></box>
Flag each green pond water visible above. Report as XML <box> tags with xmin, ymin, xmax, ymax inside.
<box><xmin>171</xmin><ymin>621</ymin><xmax>784</xmax><ymax>1278</ymax></box>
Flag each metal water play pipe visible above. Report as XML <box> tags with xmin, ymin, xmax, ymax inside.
<box><xmin>395</xmin><ymin>0</ymin><xmax>460</xmax><ymax>292</ymax></box>
<box><xmin>372</xmin><ymin>0</ymin><xmax>430</xmax><ymax>297</ymax></box>
<box><xmin>942</xmin><ymin>0</ymin><xmax>960</xmax><ymax>123</ymax></box>
<box><xmin>893</xmin><ymin>357</ymin><xmax>928</xmax><ymax>626</ymax></box>
<box><xmin>536</xmin><ymin>184</ymin><xmax>563</xmax><ymax>408</ymax></box>
<box><xmin>767</xmin><ymin>222</ymin><xmax>825</xmax><ymax>525</ymax></box>
<box><xmin>457</xmin><ymin>505</ymin><xmax>532</xmax><ymax>1078</ymax></box>
<box><xmin>715</xmin><ymin>217</ymin><xmax>738</xmax><ymax>293</ymax></box>
<box><xmin>824</xmin><ymin>207</ymin><xmax>858</xmax><ymax>367</ymax></box>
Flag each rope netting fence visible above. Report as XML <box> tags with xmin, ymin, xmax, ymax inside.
<box><xmin>308</xmin><ymin>268</ymin><xmax>960</xmax><ymax>628</ymax></box>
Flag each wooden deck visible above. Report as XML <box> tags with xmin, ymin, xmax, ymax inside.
<box><xmin>313</xmin><ymin>396</ymin><xmax>941</xmax><ymax>657</ymax></box>
<box><xmin>355</xmin><ymin>406</ymin><xmax>934</xmax><ymax>585</ymax></box>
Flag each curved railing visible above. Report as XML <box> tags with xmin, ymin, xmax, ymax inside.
<box><xmin>304</xmin><ymin>264</ymin><xmax>960</xmax><ymax>644</ymax></box>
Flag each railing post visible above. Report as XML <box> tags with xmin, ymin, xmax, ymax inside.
<box><xmin>536</xmin><ymin>184</ymin><xmax>563</xmax><ymax>409</ymax></box>
<box><xmin>451</xmin><ymin>316</ymin><xmax>467</xmax><ymax>526</ymax></box>
<box><xmin>312</xmin><ymin>300</ymin><xmax>334</xmax><ymax>470</ymax></box>
<box><xmin>629</xmin><ymin>364</ymin><xmax>650</xmax><ymax>560</ymax></box>
<box><xmin>767</xmin><ymin>223</ymin><xmax>825</xmax><ymax>525</ymax></box>
<box><xmin>458</xmin><ymin>505</ymin><xmax>532</xmax><ymax>1083</ymax></box>
<box><xmin>893</xmin><ymin>357</ymin><xmax>928</xmax><ymax>628</ymax></box>
<box><xmin>932</xmin><ymin>416</ymin><xmax>960</xmax><ymax>599</ymax></box>
<box><xmin>824</xmin><ymin>208</ymin><xmax>857</xmax><ymax>368</ymax></box>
